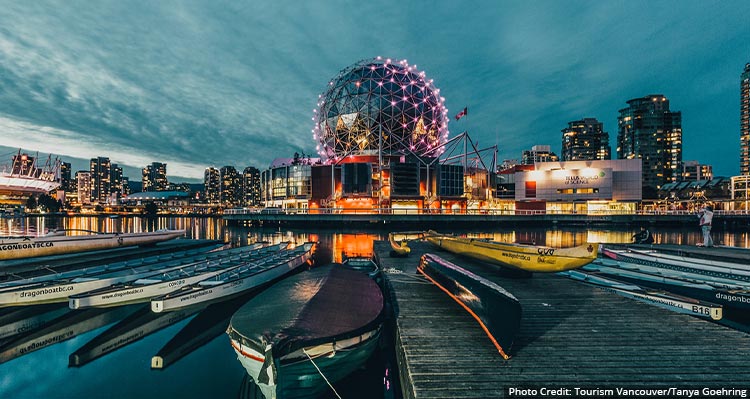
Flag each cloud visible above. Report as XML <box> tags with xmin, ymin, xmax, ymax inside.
<box><xmin>0</xmin><ymin>1</ymin><xmax>748</xmax><ymax>178</ymax></box>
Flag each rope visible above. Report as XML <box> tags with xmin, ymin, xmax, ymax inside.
<box><xmin>302</xmin><ymin>348</ymin><xmax>342</xmax><ymax>399</ymax></box>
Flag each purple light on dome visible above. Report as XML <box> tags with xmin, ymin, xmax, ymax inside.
<box><xmin>314</xmin><ymin>57</ymin><xmax>449</xmax><ymax>159</ymax></box>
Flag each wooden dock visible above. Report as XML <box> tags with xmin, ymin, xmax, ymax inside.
<box><xmin>374</xmin><ymin>241</ymin><xmax>750</xmax><ymax>399</ymax></box>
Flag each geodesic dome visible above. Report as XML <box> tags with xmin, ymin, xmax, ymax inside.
<box><xmin>313</xmin><ymin>57</ymin><xmax>449</xmax><ymax>161</ymax></box>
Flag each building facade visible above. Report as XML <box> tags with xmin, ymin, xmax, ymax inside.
<box><xmin>682</xmin><ymin>160</ymin><xmax>713</xmax><ymax>181</ymax></box>
<box><xmin>521</xmin><ymin>145</ymin><xmax>559</xmax><ymax>165</ymax></box>
<box><xmin>142</xmin><ymin>162</ymin><xmax>168</xmax><ymax>192</ymax></box>
<box><xmin>617</xmin><ymin>94</ymin><xmax>682</xmax><ymax>198</ymax></box>
<box><xmin>204</xmin><ymin>167</ymin><xmax>220</xmax><ymax>204</ymax></box>
<box><xmin>742</xmin><ymin>63</ymin><xmax>750</xmax><ymax>175</ymax></box>
<box><xmin>75</xmin><ymin>171</ymin><xmax>92</xmax><ymax>205</ymax></box>
<box><xmin>561</xmin><ymin>118</ymin><xmax>611</xmax><ymax>161</ymax></box>
<box><xmin>220</xmin><ymin>166</ymin><xmax>241</xmax><ymax>206</ymax></box>
<box><xmin>243</xmin><ymin>166</ymin><xmax>261</xmax><ymax>207</ymax></box>
<box><xmin>514</xmin><ymin>159</ymin><xmax>642</xmax><ymax>214</ymax></box>
<box><xmin>89</xmin><ymin>157</ymin><xmax>111</xmax><ymax>204</ymax></box>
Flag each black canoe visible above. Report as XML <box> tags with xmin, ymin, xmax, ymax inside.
<box><xmin>417</xmin><ymin>253</ymin><xmax>522</xmax><ymax>359</ymax></box>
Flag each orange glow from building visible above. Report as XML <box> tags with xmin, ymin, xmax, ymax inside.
<box><xmin>332</xmin><ymin>233</ymin><xmax>377</xmax><ymax>262</ymax></box>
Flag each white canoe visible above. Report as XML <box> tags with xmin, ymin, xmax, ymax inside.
<box><xmin>151</xmin><ymin>243</ymin><xmax>315</xmax><ymax>313</ymax></box>
<box><xmin>0</xmin><ymin>244</ymin><xmax>249</xmax><ymax>307</ymax></box>
<box><xmin>69</xmin><ymin>243</ymin><xmax>287</xmax><ymax>309</ymax></box>
<box><xmin>0</xmin><ymin>229</ymin><xmax>185</xmax><ymax>261</ymax></box>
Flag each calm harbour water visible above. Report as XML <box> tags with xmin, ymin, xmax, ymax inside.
<box><xmin>1</xmin><ymin>216</ymin><xmax>749</xmax><ymax>399</ymax></box>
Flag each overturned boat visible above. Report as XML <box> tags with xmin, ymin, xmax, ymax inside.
<box><xmin>227</xmin><ymin>265</ymin><xmax>384</xmax><ymax>399</ymax></box>
<box><xmin>0</xmin><ymin>229</ymin><xmax>185</xmax><ymax>261</ymax></box>
<box><xmin>151</xmin><ymin>243</ymin><xmax>315</xmax><ymax>313</ymax></box>
<box><xmin>425</xmin><ymin>230</ymin><xmax>598</xmax><ymax>272</ymax></box>
<box><xmin>418</xmin><ymin>253</ymin><xmax>521</xmax><ymax>359</ymax></box>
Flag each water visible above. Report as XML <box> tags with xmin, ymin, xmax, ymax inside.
<box><xmin>1</xmin><ymin>216</ymin><xmax>749</xmax><ymax>398</ymax></box>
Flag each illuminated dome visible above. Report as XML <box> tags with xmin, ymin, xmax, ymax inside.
<box><xmin>313</xmin><ymin>57</ymin><xmax>449</xmax><ymax>160</ymax></box>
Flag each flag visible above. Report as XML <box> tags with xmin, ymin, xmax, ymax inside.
<box><xmin>454</xmin><ymin>107</ymin><xmax>468</xmax><ymax>121</ymax></box>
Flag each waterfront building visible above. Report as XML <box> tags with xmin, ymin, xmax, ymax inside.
<box><xmin>75</xmin><ymin>171</ymin><xmax>92</xmax><ymax>206</ymax></box>
<box><xmin>254</xmin><ymin>58</ymin><xmax>505</xmax><ymax>214</ymax></box>
<box><xmin>220</xmin><ymin>166</ymin><xmax>241</xmax><ymax>206</ymax></box>
<box><xmin>204</xmin><ymin>167</ymin><xmax>220</xmax><ymax>204</ymax></box>
<box><xmin>89</xmin><ymin>157</ymin><xmax>111</xmax><ymax>204</ymax></box>
<box><xmin>243</xmin><ymin>166</ymin><xmax>261</xmax><ymax>207</ymax></box>
<box><xmin>682</xmin><ymin>160</ymin><xmax>713</xmax><ymax>181</ymax></box>
<box><xmin>121</xmin><ymin>177</ymin><xmax>130</xmax><ymax>196</ymax></box>
<box><xmin>110</xmin><ymin>164</ymin><xmax>123</xmax><ymax>199</ymax></box>
<box><xmin>617</xmin><ymin>94</ymin><xmax>682</xmax><ymax>199</ymax></box>
<box><xmin>60</xmin><ymin>162</ymin><xmax>72</xmax><ymax>192</ymax></box>
<box><xmin>0</xmin><ymin>151</ymin><xmax>61</xmax><ymax>206</ymax></box>
<box><xmin>142</xmin><ymin>162</ymin><xmax>168</xmax><ymax>192</ymax></box>
<box><xmin>521</xmin><ymin>145</ymin><xmax>559</xmax><ymax>165</ymax></box>
<box><xmin>513</xmin><ymin>159</ymin><xmax>642</xmax><ymax>214</ymax></box>
<box><xmin>561</xmin><ymin>118</ymin><xmax>611</xmax><ymax>161</ymax></box>
<box><xmin>742</xmin><ymin>63</ymin><xmax>750</xmax><ymax>175</ymax></box>
<box><xmin>660</xmin><ymin>178</ymin><xmax>730</xmax><ymax>209</ymax></box>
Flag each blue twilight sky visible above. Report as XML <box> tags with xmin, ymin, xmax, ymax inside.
<box><xmin>0</xmin><ymin>1</ymin><xmax>748</xmax><ymax>182</ymax></box>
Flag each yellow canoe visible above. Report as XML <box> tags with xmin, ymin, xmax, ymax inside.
<box><xmin>388</xmin><ymin>231</ymin><xmax>426</xmax><ymax>256</ymax></box>
<box><xmin>425</xmin><ymin>230</ymin><xmax>599</xmax><ymax>273</ymax></box>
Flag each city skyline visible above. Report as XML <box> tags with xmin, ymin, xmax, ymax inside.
<box><xmin>1</xmin><ymin>2</ymin><xmax>749</xmax><ymax>180</ymax></box>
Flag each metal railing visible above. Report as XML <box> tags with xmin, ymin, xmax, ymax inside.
<box><xmin>224</xmin><ymin>207</ymin><xmax>750</xmax><ymax>217</ymax></box>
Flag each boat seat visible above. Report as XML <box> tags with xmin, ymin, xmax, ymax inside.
<box><xmin>199</xmin><ymin>280</ymin><xmax>223</xmax><ymax>286</ymax></box>
<box><xmin>134</xmin><ymin>278</ymin><xmax>162</xmax><ymax>285</ymax></box>
<box><xmin>72</xmin><ymin>277</ymin><xmax>98</xmax><ymax>283</ymax></box>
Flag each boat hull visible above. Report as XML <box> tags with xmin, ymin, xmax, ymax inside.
<box><xmin>0</xmin><ymin>230</ymin><xmax>185</xmax><ymax>261</ymax></box>
<box><xmin>151</xmin><ymin>246</ymin><xmax>313</xmax><ymax>312</ymax></box>
<box><xmin>426</xmin><ymin>232</ymin><xmax>598</xmax><ymax>272</ymax></box>
<box><xmin>231</xmin><ymin>329</ymin><xmax>380</xmax><ymax>399</ymax></box>
<box><xmin>418</xmin><ymin>253</ymin><xmax>521</xmax><ymax>359</ymax></box>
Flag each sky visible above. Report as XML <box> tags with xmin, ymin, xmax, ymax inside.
<box><xmin>0</xmin><ymin>1</ymin><xmax>748</xmax><ymax>182</ymax></box>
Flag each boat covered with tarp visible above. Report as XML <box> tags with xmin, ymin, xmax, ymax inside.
<box><xmin>0</xmin><ymin>229</ymin><xmax>185</xmax><ymax>261</ymax></box>
<box><xmin>417</xmin><ymin>253</ymin><xmax>521</xmax><ymax>359</ymax></box>
<box><xmin>227</xmin><ymin>265</ymin><xmax>384</xmax><ymax>399</ymax></box>
<box><xmin>425</xmin><ymin>230</ymin><xmax>598</xmax><ymax>272</ymax></box>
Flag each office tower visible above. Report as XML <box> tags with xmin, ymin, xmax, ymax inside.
<box><xmin>204</xmin><ymin>167</ymin><xmax>221</xmax><ymax>204</ymax></box>
<box><xmin>142</xmin><ymin>162</ymin><xmax>168</xmax><ymax>192</ymax></box>
<box><xmin>110</xmin><ymin>164</ymin><xmax>123</xmax><ymax>197</ymax></box>
<box><xmin>742</xmin><ymin>63</ymin><xmax>750</xmax><ymax>175</ymax></box>
<box><xmin>682</xmin><ymin>161</ymin><xmax>713</xmax><ymax>181</ymax></box>
<box><xmin>220</xmin><ymin>166</ymin><xmax>240</xmax><ymax>206</ymax></box>
<box><xmin>60</xmin><ymin>162</ymin><xmax>72</xmax><ymax>192</ymax></box>
<box><xmin>617</xmin><ymin>94</ymin><xmax>682</xmax><ymax>198</ymax></box>
<box><xmin>243</xmin><ymin>166</ymin><xmax>261</xmax><ymax>207</ymax></box>
<box><xmin>561</xmin><ymin>118</ymin><xmax>611</xmax><ymax>161</ymax></box>
<box><xmin>76</xmin><ymin>171</ymin><xmax>92</xmax><ymax>205</ymax></box>
<box><xmin>521</xmin><ymin>145</ymin><xmax>559</xmax><ymax>165</ymax></box>
<box><xmin>121</xmin><ymin>177</ymin><xmax>131</xmax><ymax>196</ymax></box>
<box><xmin>89</xmin><ymin>157</ymin><xmax>111</xmax><ymax>203</ymax></box>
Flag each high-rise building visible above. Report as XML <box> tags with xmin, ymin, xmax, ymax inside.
<box><xmin>89</xmin><ymin>157</ymin><xmax>111</xmax><ymax>203</ymax></box>
<box><xmin>521</xmin><ymin>145</ymin><xmax>559</xmax><ymax>165</ymax></box>
<box><xmin>561</xmin><ymin>118</ymin><xmax>611</xmax><ymax>161</ymax></box>
<box><xmin>121</xmin><ymin>177</ymin><xmax>131</xmax><ymax>196</ymax></box>
<box><xmin>75</xmin><ymin>171</ymin><xmax>92</xmax><ymax>205</ymax></box>
<box><xmin>243</xmin><ymin>166</ymin><xmax>261</xmax><ymax>207</ymax></box>
<box><xmin>220</xmin><ymin>166</ymin><xmax>240</xmax><ymax>206</ymax></box>
<box><xmin>110</xmin><ymin>164</ymin><xmax>123</xmax><ymax>198</ymax></box>
<box><xmin>142</xmin><ymin>162</ymin><xmax>168</xmax><ymax>192</ymax></box>
<box><xmin>682</xmin><ymin>160</ymin><xmax>713</xmax><ymax>181</ymax></box>
<box><xmin>617</xmin><ymin>94</ymin><xmax>682</xmax><ymax>198</ymax></box>
<box><xmin>742</xmin><ymin>63</ymin><xmax>750</xmax><ymax>175</ymax></box>
<box><xmin>60</xmin><ymin>162</ymin><xmax>72</xmax><ymax>192</ymax></box>
<box><xmin>204</xmin><ymin>167</ymin><xmax>220</xmax><ymax>204</ymax></box>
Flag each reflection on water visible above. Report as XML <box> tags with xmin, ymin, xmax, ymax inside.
<box><xmin>2</xmin><ymin>216</ymin><xmax>750</xmax><ymax>398</ymax></box>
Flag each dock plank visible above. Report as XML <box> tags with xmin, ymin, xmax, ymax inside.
<box><xmin>375</xmin><ymin>241</ymin><xmax>750</xmax><ymax>399</ymax></box>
